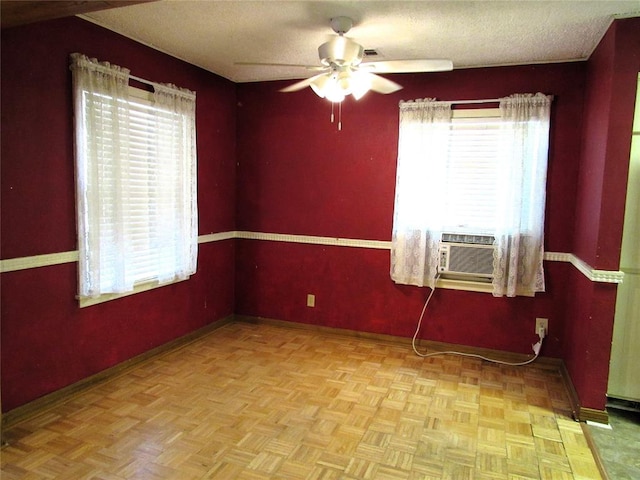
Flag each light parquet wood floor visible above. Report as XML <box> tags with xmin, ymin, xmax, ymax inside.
<box><xmin>1</xmin><ymin>321</ymin><xmax>601</xmax><ymax>479</ymax></box>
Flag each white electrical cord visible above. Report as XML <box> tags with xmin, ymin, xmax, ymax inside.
<box><xmin>411</xmin><ymin>277</ymin><xmax>544</xmax><ymax>366</ymax></box>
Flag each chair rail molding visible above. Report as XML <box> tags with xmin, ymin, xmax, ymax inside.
<box><xmin>0</xmin><ymin>231</ymin><xmax>624</xmax><ymax>284</ymax></box>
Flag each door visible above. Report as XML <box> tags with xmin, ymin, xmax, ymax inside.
<box><xmin>608</xmin><ymin>75</ymin><xmax>640</xmax><ymax>402</ymax></box>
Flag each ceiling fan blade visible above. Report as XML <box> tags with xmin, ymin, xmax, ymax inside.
<box><xmin>361</xmin><ymin>59</ymin><xmax>453</xmax><ymax>73</ymax></box>
<box><xmin>235</xmin><ymin>62</ymin><xmax>325</xmax><ymax>71</ymax></box>
<box><xmin>279</xmin><ymin>73</ymin><xmax>328</xmax><ymax>92</ymax></box>
<box><xmin>367</xmin><ymin>73</ymin><xmax>403</xmax><ymax>94</ymax></box>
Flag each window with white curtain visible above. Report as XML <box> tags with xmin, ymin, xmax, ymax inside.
<box><xmin>70</xmin><ymin>53</ymin><xmax>198</xmax><ymax>306</ymax></box>
<box><xmin>391</xmin><ymin>94</ymin><xmax>552</xmax><ymax>297</ymax></box>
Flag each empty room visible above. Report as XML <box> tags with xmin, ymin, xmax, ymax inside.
<box><xmin>1</xmin><ymin>1</ymin><xmax>639</xmax><ymax>479</ymax></box>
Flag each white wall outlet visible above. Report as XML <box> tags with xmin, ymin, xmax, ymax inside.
<box><xmin>307</xmin><ymin>294</ymin><xmax>315</xmax><ymax>308</ymax></box>
<box><xmin>535</xmin><ymin>317</ymin><xmax>548</xmax><ymax>336</ymax></box>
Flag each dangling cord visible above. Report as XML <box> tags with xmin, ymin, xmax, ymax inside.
<box><xmin>338</xmin><ymin>101</ymin><xmax>342</xmax><ymax>131</ymax></box>
<box><xmin>331</xmin><ymin>102</ymin><xmax>335</xmax><ymax>124</ymax></box>
<box><xmin>411</xmin><ymin>274</ymin><xmax>543</xmax><ymax>366</ymax></box>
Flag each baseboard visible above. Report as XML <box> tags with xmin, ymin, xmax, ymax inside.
<box><xmin>236</xmin><ymin>314</ymin><xmax>416</xmax><ymax>345</ymax></box>
<box><xmin>578</xmin><ymin>407</ymin><xmax>609</xmax><ymax>424</ymax></box>
<box><xmin>2</xmin><ymin>315</ymin><xmax>234</xmax><ymax>429</ymax></box>
<box><xmin>559</xmin><ymin>361</ymin><xmax>582</xmax><ymax>421</ymax></box>
<box><xmin>559</xmin><ymin>361</ymin><xmax>609</xmax><ymax>424</ymax></box>
<box><xmin>235</xmin><ymin>315</ymin><xmax>563</xmax><ymax>370</ymax></box>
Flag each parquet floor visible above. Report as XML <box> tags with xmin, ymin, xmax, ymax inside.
<box><xmin>1</xmin><ymin>321</ymin><xmax>601</xmax><ymax>479</ymax></box>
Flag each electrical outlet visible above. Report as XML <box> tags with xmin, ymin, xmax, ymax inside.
<box><xmin>307</xmin><ymin>294</ymin><xmax>315</xmax><ymax>308</ymax></box>
<box><xmin>535</xmin><ymin>317</ymin><xmax>548</xmax><ymax>336</ymax></box>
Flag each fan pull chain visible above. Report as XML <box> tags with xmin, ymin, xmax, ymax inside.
<box><xmin>329</xmin><ymin>102</ymin><xmax>343</xmax><ymax>131</ymax></box>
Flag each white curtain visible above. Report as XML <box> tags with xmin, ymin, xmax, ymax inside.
<box><xmin>71</xmin><ymin>54</ymin><xmax>198</xmax><ymax>298</ymax></box>
<box><xmin>391</xmin><ymin>99</ymin><xmax>452</xmax><ymax>288</ymax></box>
<box><xmin>493</xmin><ymin>93</ymin><xmax>551</xmax><ymax>297</ymax></box>
<box><xmin>151</xmin><ymin>83</ymin><xmax>198</xmax><ymax>284</ymax></box>
<box><xmin>71</xmin><ymin>53</ymin><xmax>133</xmax><ymax>296</ymax></box>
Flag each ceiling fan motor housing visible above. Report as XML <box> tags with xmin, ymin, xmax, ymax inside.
<box><xmin>318</xmin><ymin>36</ymin><xmax>364</xmax><ymax>67</ymax></box>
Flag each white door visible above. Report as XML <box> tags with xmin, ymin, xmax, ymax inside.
<box><xmin>608</xmin><ymin>75</ymin><xmax>640</xmax><ymax>402</ymax></box>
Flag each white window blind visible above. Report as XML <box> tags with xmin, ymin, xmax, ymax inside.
<box><xmin>443</xmin><ymin>109</ymin><xmax>501</xmax><ymax>234</ymax></box>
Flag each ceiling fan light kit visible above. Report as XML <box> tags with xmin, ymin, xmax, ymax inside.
<box><xmin>310</xmin><ymin>69</ymin><xmax>373</xmax><ymax>103</ymax></box>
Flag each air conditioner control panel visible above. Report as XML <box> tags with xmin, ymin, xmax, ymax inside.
<box><xmin>438</xmin><ymin>244</ymin><xmax>450</xmax><ymax>272</ymax></box>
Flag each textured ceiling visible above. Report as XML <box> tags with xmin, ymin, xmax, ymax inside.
<box><xmin>81</xmin><ymin>1</ymin><xmax>640</xmax><ymax>83</ymax></box>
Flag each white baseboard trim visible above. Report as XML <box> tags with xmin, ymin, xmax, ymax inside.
<box><xmin>0</xmin><ymin>231</ymin><xmax>624</xmax><ymax>284</ymax></box>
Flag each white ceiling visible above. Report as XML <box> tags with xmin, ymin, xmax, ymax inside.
<box><xmin>81</xmin><ymin>1</ymin><xmax>640</xmax><ymax>84</ymax></box>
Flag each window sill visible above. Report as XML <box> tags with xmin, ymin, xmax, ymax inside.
<box><xmin>436</xmin><ymin>277</ymin><xmax>537</xmax><ymax>297</ymax></box>
<box><xmin>78</xmin><ymin>277</ymin><xmax>188</xmax><ymax>308</ymax></box>
<box><xmin>436</xmin><ymin>277</ymin><xmax>494</xmax><ymax>294</ymax></box>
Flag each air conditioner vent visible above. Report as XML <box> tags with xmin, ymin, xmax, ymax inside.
<box><xmin>441</xmin><ymin>233</ymin><xmax>495</xmax><ymax>245</ymax></box>
<box><xmin>363</xmin><ymin>49</ymin><xmax>379</xmax><ymax>57</ymax></box>
<box><xmin>438</xmin><ymin>233</ymin><xmax>496</xmax><ymax>278</ymax></box>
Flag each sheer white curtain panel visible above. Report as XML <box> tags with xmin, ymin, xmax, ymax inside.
<box><xmin>493</xmin><ymin>93</ymin><xmax>551</xmax><ymax>297</ymax></box>
<box><xmin>151</xmin><ymin>84</ymin><xmax>198</xmax><ymax>284</ymax></box>
<box><xmin>391</xmin><ymin>99</ymin><xmax>452</xmax><ymax>288</ymax></box>
<box><xmin>71</xmin><ymin>53</ymin><xmax>133</xmax><ymax>297</ymax></box>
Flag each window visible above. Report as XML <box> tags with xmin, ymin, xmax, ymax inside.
<box><xmin>391</xmin><ymin>94</ymin><xmax>551</xmax><ymax>297</ymax></box>
<box><xmin>71</xmin><ymin>53</ymin><xmax>198</xmax><ymax>306</ymax></box>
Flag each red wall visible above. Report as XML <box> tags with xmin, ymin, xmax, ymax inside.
<box><xmin>1</xmin><ymin>18</ymin><xmax>237</xmax><ymax>411</ymax></box>
<box><xmin>235</xmin><ymin>63</ymin><xmax>586</xmax><ymax>360</ymax></box>
<box><xmin>237</xmin><ymin>64</ymin><xmax>584</xmax><ymax>251</ymax></box>
<box><xmin>563</xmin><ymin>17</ymin><xmax>640</xmax><ymax>410</ymax></box>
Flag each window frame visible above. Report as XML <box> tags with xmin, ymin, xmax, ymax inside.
<box><xmin>76</xmin><ymin>85</ymin><xmax>197</xmax><ymax>308</ymax></box>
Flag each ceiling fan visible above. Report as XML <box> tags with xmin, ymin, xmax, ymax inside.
<box><xmin>240</xmin><ymin>16</ymin><xmax>453</xmax><ymax>103</ymax></box>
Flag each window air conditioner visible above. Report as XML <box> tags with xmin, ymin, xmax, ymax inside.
<box><xmin>438</xmin><ymin>233</ymin><xmax>496</xmax><ymax>278</ymax></box>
